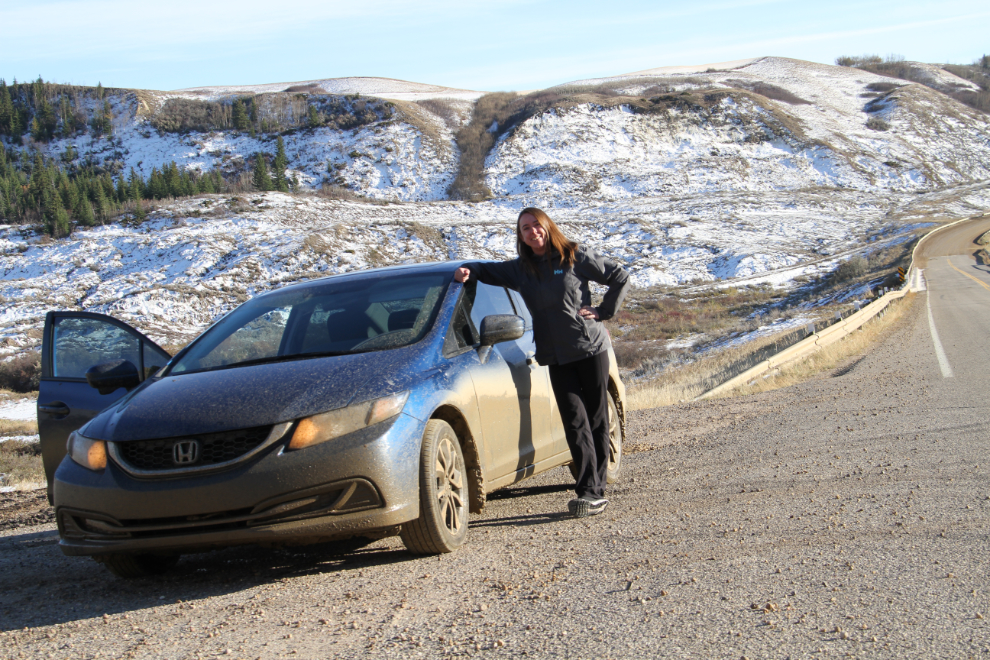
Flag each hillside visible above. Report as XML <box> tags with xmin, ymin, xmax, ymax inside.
<box><xmin>2</xmin><ymin>56</ymin><xmax>990</xmax><ymax>359</ymax></box>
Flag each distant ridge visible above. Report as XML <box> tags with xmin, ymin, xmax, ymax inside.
<box><xmin>170</xmin><ymin>76</ymin><xmax>486</xmax><ymax>102</ymax></box>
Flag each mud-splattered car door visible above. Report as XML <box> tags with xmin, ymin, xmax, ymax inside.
<box><xmin>37</xmin><ymin>311</ymin><xmax>171</xmax><ymax>502</ymax></box>
<box><xmin>464</xmin><ymin>282</ymin><xmax>554</xmax><ymax>484</ymax></box>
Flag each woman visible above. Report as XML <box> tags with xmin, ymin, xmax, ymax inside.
<box><xmin>454</xmin><ymin>208</ymin><xmax>630</xmax><ymax>518</ymax></box>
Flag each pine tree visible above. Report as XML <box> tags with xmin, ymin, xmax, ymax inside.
<box><xmin>115</xmin><ymin>175</ymin><xmax>127</xmax><ymax>202</ymax></box>
<box><xmin>147</xmin><ymin>167</ymin><xmax>165</xmax><ymax>199</ymax></box>
<box><xmin>76</xmin><ymin>196</ymin><xmax>96</xmax><ymax>226</ymax></box>
<box><xmin>252</xmin><ymin>153</ymin><xmax>272</xmax><ymax>192</ymax></box>
<box><xmin>198</xmin><ymin>172</ymin><xmax>215</xmax><ymax>194</ymax></box>
<box><xmin>0</xmin><ymin>80</ymin><xmax>12</xmax><ymax>138</ymax></box>
<box><xmin>211</xmin><ymin>169</ymin><xmax>225</xmax><ymax>193</ymax></box>
<box><xmin>273</xmin><ymin>137</ymin><xmax>289</xmax><ymax>192</ymax></box>
<box><xmin>133</xmin><ymin>197</ymin><xmax>146</xmax><ymax>222</ymax></box>
<box><xmin>128</xmin><ymin>168</ymin><xmax>143</xmax><ymax>200</ymax></box>
<box><xmin>232</xmin><ymin>99</ymin><xmax>248</xmax><ymax>131</ymax></box>
<box><xmin>91</xmin><ymin>179</ymin><xmax>108</xmax><ymax>223</ymax></box>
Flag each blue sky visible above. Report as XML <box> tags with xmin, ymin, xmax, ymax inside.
<box><xmin>4</xmin><ymin>0</ymin><xmax>988</xmax><ymax>91</ymax></box>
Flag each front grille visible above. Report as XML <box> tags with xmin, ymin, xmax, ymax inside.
<box><xmin>115</xmin><ymin>426</ymin><xmax>273</xmax><ymax>472</ymax></box>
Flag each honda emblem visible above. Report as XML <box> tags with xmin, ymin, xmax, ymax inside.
<box><xmin>172</xmin><ymin>440</ymin><xmax>200</xmax><ymax>465</ymax></box>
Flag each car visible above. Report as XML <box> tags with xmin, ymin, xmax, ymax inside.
<box><xmin>38</xmin><ymin>260</ymin><xmax>626</xmax><ymax>578</ymax></box>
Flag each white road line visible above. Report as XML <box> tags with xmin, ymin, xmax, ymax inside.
<box><xmin>926</xmin><ymin>291</ymin><xmax>954</xmax><ymax>378</ymax></box>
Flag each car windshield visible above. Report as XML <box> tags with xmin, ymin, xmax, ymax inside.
<box><xmin>167</xmin><ymin>272</ymin><xmax>450</xmax><ymax>375</ymax></box>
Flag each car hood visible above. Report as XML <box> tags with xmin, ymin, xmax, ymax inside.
<box><xmin>86</xmin><ymin>350</ymin><xmax>420</xmax><ymax>442</ymax></box>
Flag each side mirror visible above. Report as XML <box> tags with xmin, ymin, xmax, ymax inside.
<box><xmin>86</xmin><ymin>359</ymin><xmax>141</xmax><ymax>395</ymax></box>
<box><xmin>479</xmin><ymin>315</ymin><xmax>525</xmax><ymax>347</ymax></box>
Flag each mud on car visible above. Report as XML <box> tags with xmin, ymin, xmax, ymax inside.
<box><xmin>38</xmin><ymin>261</ymin><xmax>625</xmax><ymax>578</ymax></box>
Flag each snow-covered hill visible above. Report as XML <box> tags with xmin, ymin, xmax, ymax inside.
<box><xmin>2</xmin><ymin>56</ymin><xmax>990</xmax><ymax>357</ymax></box>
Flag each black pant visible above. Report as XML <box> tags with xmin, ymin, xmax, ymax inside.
<box><xmin>548</xmin><ymin>350</ymin><xmax>609</xmax><ymax>499</ymax></box>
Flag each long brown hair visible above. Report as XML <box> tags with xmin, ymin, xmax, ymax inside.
<box><xmin>516</xmin><ymin>207</ymin><xmax>577</xmax><ymax>277</ymax></box>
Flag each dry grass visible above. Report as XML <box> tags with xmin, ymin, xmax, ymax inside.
<box><xmin>0</xmin><ymin>388</ymin><xmax>37</xmax><ymax>402</ymax></box>
<box><xmin>0</xmin><ymin>419</ymin><xmax>38</xmax><ymax>436</ymax></box>
<box><xmin>625</xmin><ymin>328</ymin><xmax>804</xmax><ymax>410</ymax></box>
<box><xmin>721</xmin><ymin>294</ymin><xmax>911</xmax><ymax>398</ymax></box>
<box><xmin>0</xmin><ymin>440</ymin><xmax>44</xmax><ymax>489</ymax></box>
<box><xmin>625</xmin><ymin>294</ymin><xmax>911</xmax><ymax>410</ymax></box>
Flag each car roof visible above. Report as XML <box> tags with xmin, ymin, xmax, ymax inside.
<box><xmin>256</xmin><ymin>260</ymin><xmax>471</xmax><ymax>299</ymax></box>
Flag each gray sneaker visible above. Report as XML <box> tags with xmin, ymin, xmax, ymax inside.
<box><xmin>568</xmin><ymin>495</ymin><xmax>609</xmax><ymax>518</ymax></box>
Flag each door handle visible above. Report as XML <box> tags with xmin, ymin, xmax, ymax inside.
<box><xmin>39</xmin><ymin>402</ymin><xmax>70</xmax><ymax>416</ymax></box>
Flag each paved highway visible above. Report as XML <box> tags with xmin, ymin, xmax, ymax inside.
<box><xmin>1</xmin><ymin>220</ymin><xmax>989</xmax><ymax>658</ymax></box>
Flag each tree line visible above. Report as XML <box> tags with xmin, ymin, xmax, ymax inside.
<box><xmin>0</xmin><ymin>135</ymin><xmax>305</xmax><ymax>237</ymax></box>
<box><xmin>0</xmin><ymin>77</ymin><xmax>114</xmax><ymax>143</ymax></box>
<box><xmin>0</xmin><ymin>142</ymin><xmax>230</xmax><ymax>237</ymax></box>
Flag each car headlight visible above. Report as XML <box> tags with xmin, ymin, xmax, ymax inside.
<box><xmin>66</xmin><ymin>431</ymin><xmax>107</xmax><ymax>471</ymax></box>
<box><xmin>288</xmin><ymin>391</ymin><xmax>409</xmax><ymax>451</ymax></box>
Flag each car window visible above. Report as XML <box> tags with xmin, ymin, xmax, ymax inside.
<box><xmin>194</xmin><ymin>305</ymin><xmax>293</xmax><ymax>371</ymax></box>
<box><xmin>507</xmin><ymin>290</ymin><xmax>533</xmax><ymax>329</ymax></box>
<box><xmin>168</xmin><ymin>273</ymin><xmax>450</xmax><ymax>375</ymax></box>
<box><xmin>52</xmin><ymin>317</ymin><xmax>141</xmax><ymax>379</ymax></box>
<box><xmin>468</xmin><ymin>282</ymin><xmax>516</xmax><ymax>329</ymax></box>
<box><xmin>142</xmin><ymin>341</ymin><xmax>171</xmax><ymax>378</ymax></box>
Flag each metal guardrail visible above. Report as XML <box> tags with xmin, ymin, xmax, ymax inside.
<box><xmin>695</xmin><ymin>214</ymin><xmax>986</xmax><ymax>400</ymax></box>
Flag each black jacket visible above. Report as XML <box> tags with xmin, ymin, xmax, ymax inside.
<box><xmin>466</xmin><ymin>246</ymin><xmax>630</xmax><ymax>365</ymax></box>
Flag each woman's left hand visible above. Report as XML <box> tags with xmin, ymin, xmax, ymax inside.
<box><xmin>578</xmin><ymin>305</ymin><xmax>600</xmax><ymax>320</ymax></box>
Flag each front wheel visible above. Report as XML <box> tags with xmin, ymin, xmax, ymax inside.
<box><xmin>569</xmin><ymin>392</ymin><xmax>623</xmax><ymax>484</ymax></box>
<box><xmin>400</xmin><ymin>419</ymin><xmax>469</xmax><ymax>554</ymax></box>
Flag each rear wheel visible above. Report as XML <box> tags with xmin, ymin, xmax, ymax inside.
<box><xmin>401</xmin><ymin>420</ymin><xmax>469</xmax><ymax>554</ymax></box>
<box><xmin>605</xmin><ymin>393</ymin><xmax>622</xmax><ymax>483</ymax></box>
<box><xmin>97</xmin><ymin>553</ymin><xmax>179</xmax><ymax>579</ymax></box>
<box><xmin>568</xmin><ymin>393</ymin><xmax>623</xmax><ymax>484</ymax></box>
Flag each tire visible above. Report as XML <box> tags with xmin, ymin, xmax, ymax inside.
<box><xmin>568</xmin><ymin>393</ymin><xmax>623</xmax><ymax>484</ymax></box>
<box><xmin>97</xmin><ymin>553</ymin><xmax>180</xmax><ymax>579</ymax></box>
<box><xmin>400</xmin><ymin>420</ymin><xmax>469</xmax><ymax>554</ymax></box>
<box><xmin>605</xmin><ymin>393</ymin><xmax>622</xmax><ymax>484</ymax></box>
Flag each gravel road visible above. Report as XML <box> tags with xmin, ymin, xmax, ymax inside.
<box><xmin>1</xmin><ymin>225</ymin><xmax>989</xmax><ymax>659</ymax></box>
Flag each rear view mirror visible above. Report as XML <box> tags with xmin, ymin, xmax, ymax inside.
<box><xmin>86</xmin><ymin>359</ymin><xmax>141</xmax><ymax>395</ymax></box>
<box><xmin>479</xmin><ymin>315</ymin><xmax>525</xmax><ymax>347</ymax></box>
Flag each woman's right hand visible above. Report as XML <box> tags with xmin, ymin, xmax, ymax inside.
<box><xmin>454</xmin><ymin>267</ymin><xmax>471</xmax><ymax>283</ymax></box>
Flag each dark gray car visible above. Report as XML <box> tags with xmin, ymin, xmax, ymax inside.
<box><xmin>38</xmin><ymin>261</ymin><xmax>625</xmax><ymax>577</ymax></box>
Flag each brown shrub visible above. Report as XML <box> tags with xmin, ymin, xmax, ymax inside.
<box><xmin>415</xmin><ymin>98</ymin><xmax>461</xmax><ymax>128</ymax></box>
<box><xmin>447</xmin><ymin>92</ymin><xmax>517</xmax><ymax>201</ymax></box>
<box><xmin>0</xmin><ymin>353</ymin><xmax>41</xmax><ymax>393</ymax></box>
<box><xmin>724</xmin><ymin>80</ymin><xmax>810</xmax><ymax>105</ymax></box>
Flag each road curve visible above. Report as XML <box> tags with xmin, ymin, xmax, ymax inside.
<box><xmin>1</xmin><ymin>224</ymin><xmax>989</xmax><ymax>658</ymax></box>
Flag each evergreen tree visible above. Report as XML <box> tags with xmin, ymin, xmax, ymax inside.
<box><xmin>232</xmin><ymin>99</ymin><xmax>248</xmax><ymax>130</ymax></box>
<box><xmin>198</xmin><ymin>172</ymin><xmax>215</xmax><ymax>194</ymax></box>
<box><xmin>133</xmin><ymin>197</ymin><xmax>146</xmax><ymax>222</ymax></box>
<box><xmin>0</xmin><ymin>80</ymin><xmax>12</xmax><ymax>137</ymax></box>
<box><xmin>211</xmin><ymin>169</ymin><xmax>225</xmax><ymax>193</ymax></box>
<box><xmin>128</xmin><ymin>168</ymin><xmax>143</xmax><ymax>200</ymax></box>
<box><xmin>147</xmin><ymin>167</ymin><xmax>166</xmax><ymax>199</ymax></box>
<box><xmin>91</xmin><ymin>179</ymin><xmax>109</xmax><ymax>223</ymax></box>
<box><xmin>115</xmin><ymin>174</ymin><xmax>127</xmax><ymax>202</ymax></box>
<box><xmin>273</xmin><ymin>137</ymin><xmax>289</xmax><ymax>192</ymax></box>
<box><xmin>75</xmin><ymin>196</ymin><xmax>96</xmax><ymax>227</ymax></box>
<box><xmin>252</xmin><ymin>153</ymin><xmax>272</xmax><ymax>191</ymax></box>
<box><xmin>308</xmin><ymin>105</ymin><xmax>321</xmax><ymax>127</ymax></box>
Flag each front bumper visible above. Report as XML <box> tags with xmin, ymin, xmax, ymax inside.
<box><xmin>53</xmin><ymin>413</ymin><xmax>424</xmax><ymax>556</ymax></box>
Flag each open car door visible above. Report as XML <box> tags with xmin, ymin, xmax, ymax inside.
<box><xmin>37</xmin><ymin>312</ymin><xmax>171</xmax><ymax>503</ymax></box>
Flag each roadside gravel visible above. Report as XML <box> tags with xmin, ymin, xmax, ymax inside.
<box><xmin>1</xmin><ymin>294</ymin><xmax>988</xmax><ymax>659</ymax></box>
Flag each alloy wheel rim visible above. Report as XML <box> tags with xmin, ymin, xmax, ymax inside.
<box><xmin>435</xmin><ymin>437</ymin><xmax>465</xmax><ymax>534</ymax></box>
